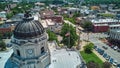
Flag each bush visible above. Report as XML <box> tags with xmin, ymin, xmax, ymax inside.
<box><xmin>84</xmin><ymin>43</ymin><xmax>94</xmax><ymax>53</ymax></box>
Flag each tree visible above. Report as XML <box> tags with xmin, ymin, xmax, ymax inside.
<box><xmin>61</xmin><ymin>23</ymin><xmax>78</xmax><ymax>48</ymax></box>
<box><xmin>103</xmin><ymin>61</ymin><xmax>112</xmax><ymax>68</ymax></box>
<box><xmin>47</xmin><ymin>30</ymin><xmax>58</xmax><ymax>42</ymax></box>
<box><xmin>84</xmin><ymin>43</ymin><xmax>94</xmax><ymax>53</ymax></box>
<box><xmin>0</xmin><ymin>41</ymin><xmax>6</xmax><ymax>51</ymax></box>
<box><xmin>6</xmin><ymin>12</ymin><xmax>14</xmax><ymax>19</ymax></box>
<box><xmin>87</xmin><ymin>61</ymin><xmax>100</xmax><ymax>68</ymax></box>
<box><xmin>73</xmin><ymin>13</ymin><xmax>81</xmax><ymax>18</ymax></box>
<box><xmin>0</xmin><ymin>33</ymin><xmax>3</xmax><ymax>40</ymax></box>
<box><xmin>82</xmin><ymin>21</ymin><xmax>93</xmax><ymax>31</ymax></box>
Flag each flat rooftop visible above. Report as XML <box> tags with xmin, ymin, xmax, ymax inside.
<box><xmin>109</xmin><ymin>24</ymin><xmax>120</xmax><ymax>27</ymax></box>
<box><xmin>41</xmin><ymin>19</ymin><xmax>55</xmax><ymax>28</ymax></box>
<box><xmin>48</xmin><ymin>42</ymin><xmax>82</xmax><ymax>68</ymax></box>
<box><xmin>94</xmin><ymin>24</ymin><xmax>108</xmax><ymax>26</ymax></box>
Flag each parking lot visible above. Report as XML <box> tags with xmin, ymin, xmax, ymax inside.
<box><xmin>80</xmin><ymin>33</ymin><xmax>120</xmax><ymax>66</ymax></box>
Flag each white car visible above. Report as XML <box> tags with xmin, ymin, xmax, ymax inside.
<box><xmin>113</xmin><ymin>60</ymin><xmax>117</xmax><ymax>66</ymax></box>
<box><xmin>114</xmin><ymin>46</ymin><xmax>118</xmax><ymax>50</ymax></box>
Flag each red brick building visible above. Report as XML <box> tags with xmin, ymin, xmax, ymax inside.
<box><xmin>0</xmin><ymin>28</ymin><xmax>11</xmax><ymax>34</ymax></box>
<box><xmin>93</xmin><ymin>24</ymin><xmax>109</xmax><ymax>32</ymax></box>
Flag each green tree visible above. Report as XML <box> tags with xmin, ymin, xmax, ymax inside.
<box><xmin>0</xmin><ymin>41</ymin><xmax>6</xmax><ymax>51</ymax></box>
<box><xmin>47</xmin><ymin>30</ymin><xmax>58</xmax><ymax>42</ymax></box>
<box><xmin>73</xmin><ymin>13</ymin><xmax>81</xmax><ymax>18</ymax></box>
<box><xmin>82</xmin><ymin>21</ymin><xmax>93</xmax><ymax>31</ymax></box>
<box><xmin>103</xmin><ymin>61</ymin><xmax>111</xmax><ymax>68</ymax></box>
<box><xmin>84</xmin><ymin>43</ymin><xmax>94</xmax><ymax>53</ymax></box>
<box><xmin>6</xmin><ymin>12</ymin><xmax>14</xmax><ymax>19</ymax></box>
<box><xmin>0</xmin><ymin>33</ymin><xmax>3</xmax><ymax>40</ymax></box>
<box><xmin>61</xmin><ymin>23</ymin><xmax>78</xmax><ymax>48</ymax></box>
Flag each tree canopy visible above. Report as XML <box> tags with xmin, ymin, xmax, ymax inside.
<box><xmin>82</xmin><ymin>21</ymin><xmax>93</xmax><ymax>31</ymax></box>
<box><xmin>61</xmin><ymin>23</ymin><xmax>78</xmax><ymax>48</ymax></box>
<box><xmin>0</xmin><ymin>41</ymin><xmax>6</xmax><ymax>51</ymax></box>
<box><xmin>84</xmin><ymin>43</ymin><xmax>94</xmax><ymax>53</ymax></box>
<box><xmin>47</xmin><ymin>30</ymin><xmax>58</xmax><ymax>42</ymax></box>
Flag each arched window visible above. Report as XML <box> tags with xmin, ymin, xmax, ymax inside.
<box><xmin>16</xmin><ymin>50</ymin><xmax>20</xmax><ymax>56</ymax></box>
<box><xmin>41</xmin><ymin>47</ymin><xmax>45</xmax><ymax>54</ymax></box>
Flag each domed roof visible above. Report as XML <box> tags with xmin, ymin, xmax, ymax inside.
<box><xmin>13</xmin><ymin>12</ymin><xmax>44</xmax><ymax>39</ymax></box>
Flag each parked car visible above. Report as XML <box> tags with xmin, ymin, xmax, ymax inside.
<box><xmin>94</xmin><ymin>46</ymin><xmax>97</xmax><ymax>49</ymax></box>
<box><xmin>103</xmin><ymin>53</ymin><xmax>107</xmax><ymax>58</ymax></box>
<box><xmin>100</xmin><ymin>50</ymin><xmax>104</xmax><ymax>55</ymax></box>
<box><xmin>113</xmin><ymin>60</ymin><xmax>117</xmax><ymax>66</ymax></box>
<box><xmin>117</xmin><ymin>64</ymin><xmax>120</xmax><ymax>68</ymax></box>
<box><xmin>117</xmin><ymin>48</ymin><xmax>120</xmax><ymax>52</ymax></box>
<box><xmin>102</xmin><ymin>46</ymin><xmax>108</xmax><ymax>50</ymax></box>
<box><xmin>111</xmin><ymin>45</ymin><xmax>115</xmax><ymax>49</ymax></box>
<box><xmin>105</xmin><ymin>55</ymin><xmax>110</xmax><ymax>60</ymax></box>
<box><xmin>109</xmin><ymin>58</ymin><xmax>114</xmax><ymax>64</ymax></box>
<box><xmin>114</xmin><ymin>46</ymin><xmax>118</xmax><ymax>50</ymax></box>
<box><xmin>97</xmin><ymin>48</ymin><xmax>102</xmax><ymax>53</ymax></box>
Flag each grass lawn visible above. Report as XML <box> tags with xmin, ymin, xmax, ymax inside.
<box><xmin>80</xmin><ymin>51</ymin><xmax>103</xmax><ymax>67</ymax></box>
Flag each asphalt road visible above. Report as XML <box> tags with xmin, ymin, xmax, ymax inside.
<box><xmin>80</xmin><ymin>32</ymin><xmax>120</xmax><ymax>64</ymax></box>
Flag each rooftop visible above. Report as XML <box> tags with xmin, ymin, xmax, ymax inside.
<box><xmin>91</xmin><ymin>19</ymin><xmax>120</xmax><ymax>24</ymax></box>
<box><xmin>47</xmin><ymin>42</ymin><xmax>82</xmax><ymax>68</ymax></box>
<box><xmin>109</xmin><ymin>24</ymin><xmax>120</xmax><ymax>27</ymax></box>
<box><xmin>41</xmin><ymin>19</ymin><xmax>55</xmax><ymax>28</ymax></box>
<box><xmin>94</xmin><ymin>24</ymin><xmax>108</xmax><ymax>26</ymax></box>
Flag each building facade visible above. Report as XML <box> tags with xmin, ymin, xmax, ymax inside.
<box><xmin>5</xmin><ymin>13</ymin><xmax>50</xmax><ymax>68</ymax></box>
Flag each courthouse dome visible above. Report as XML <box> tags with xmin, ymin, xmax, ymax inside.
<box><xmin>13</xmin><ymin>12</ymin><xmax>44</xmax><ymax>39</ymax></box>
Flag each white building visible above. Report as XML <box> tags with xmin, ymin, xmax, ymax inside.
<box><xmin>67</xmin><ymin>7</ymin><xmax>80</xmax><ymax>15</ymax></box>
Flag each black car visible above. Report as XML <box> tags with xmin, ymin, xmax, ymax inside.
<box><xmin>102</xmin><ymin>46</ymin><xmax>108</xmax><ymax>50</ymax></box>
<box><xmin>94</xmin><ymin>46</ymin><xmax>97</xmax><ymax>49</ymax></box>
<box><xmin>117</xmin><ymin>48</ymin><xmax>120</xmax><ymax>52</ymax></box>
<box><xmin>111</xmin><ymin>45</ymin><xmax>115</xmax><ymax>49</ymax></box>
<box><xmin>117</xmin><ymin>64</ymin><xmax>120</xmax><ymax>68</ymax></box>
<box><xmin>100</xmin><ymin>50</ymin><xmax>104</xmax><ymax>55</ymax></box>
